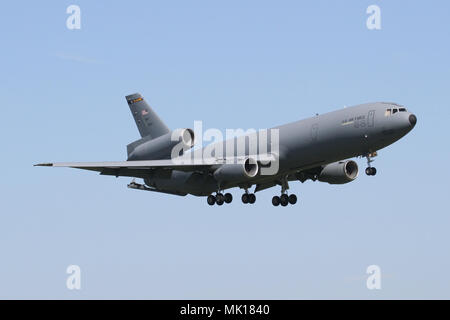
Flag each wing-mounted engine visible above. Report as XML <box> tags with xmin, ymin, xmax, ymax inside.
<box><xmin>127</xmin><ymin>128</ymin><xmax>194</xmax><ymax>160</ymax></box>
<box><xmin>213</xmin><ymin>158</ymin><xmax>259</xmax><ymax>182</ymax></box>
<box><xmin>317</xmin><ymin>160</ymin><xmax>359</xmax><ymax>184</ymax></box>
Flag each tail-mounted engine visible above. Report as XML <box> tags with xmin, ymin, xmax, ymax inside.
<box><xmin>127</xmin><ymin>128</ymin><xmax>194</xmax><ymax>160</ymax></box>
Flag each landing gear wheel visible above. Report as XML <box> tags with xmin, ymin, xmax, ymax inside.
<box><xmin>207</xmin><ymin>195</ymin><xmax>216</xmax><ymax>206</ymax></box>
<box><xmin>288</xmin><ymin>194</ymin><xmax>297</xmax><ymax>205</ymax></box>
<box><xmin>248</xmin><ymin>193</ymin><xmax>256</xmax><ymax>204</ymax></box>
<box><xmin>365</xmin><ymin>153</ymin><xmax>377</xmax><ymax>176</ymax></box>
<box><xmin>241</xmin><ymin>193</ymin><xmax>249</xmax><ymax>204</ymax></box>
<box><xmin>224</xmin><ymin>193</ymin><xmax>233</xmax><ymax>204</ymax></box>
<box><xmin>280</xmin><ymin>194</ymin><xmax>289</xmax><ymax>207</ymax></box>
<box><xmin>216</xmin><ymin>193</ymin><xmax>224</xmax><ymax>205</ymax></box>
<box><xmin>272</xmin><ymin>196</ymin><xmax>280</xmax><ymax>206</ymax></box>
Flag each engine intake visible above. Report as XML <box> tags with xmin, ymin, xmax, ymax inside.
<box><xmin>318</xmin><ymin>160</ymin><xmax>358</xmax><ymax>184</ymax></box>
<box><xmin>213</xmin><ymin>158</ymin><xmax>259</xmax><ymax>182</ymax></box>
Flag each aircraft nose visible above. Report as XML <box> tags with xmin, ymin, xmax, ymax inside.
<box><xmin>409</xmin><ymin>114</ymin><xmax>417</xmax><ymax>127</ymax></box>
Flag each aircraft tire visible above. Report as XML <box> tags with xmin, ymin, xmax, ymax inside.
<box><xmin>272</xmin><ymin>196</ymin><xmax>280</xmax><ymax>206</ymax></box>
<box><xmin>207</xmin><ymin>195</ymin><xmax>216</xmax><ymax>205</ymax></box>
<box><xmin>224</xmin><ymin>193</ymin><xmax>233</xmax><ymax>203</ymax></box>
<box><xmin>288</xmin><ymin>194</ymin><xmax>297</xmax><ymax>205</ymax></box>
<box><xmin>366</xmin><ymin>167</ymin><xmax>377</xmax><ymax>176</ymax></box>
<box><xmin>216</xmin><ymin>193</ymin><xmax>225</xmax><ymax>205</ymax></box>
<box><xmin>280</xmin><ymin>194</ymin><xmax>289</xmax><ymax>207</ymax></box>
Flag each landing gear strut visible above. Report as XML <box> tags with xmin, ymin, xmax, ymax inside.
<box><xmin>272</xmin><ymin>176</ymin><xmax>298</xmax><ymax>207</ymax></box>
<box><xmin>365</xmin><ymin>152</ymin><xmax>377</xmax><ymax>176</ymax></box>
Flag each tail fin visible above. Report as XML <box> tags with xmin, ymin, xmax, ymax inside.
<box><xmin>126</xmin><ymin>93</ymin><xmax>170</xmax><ymax>139</ymax></box>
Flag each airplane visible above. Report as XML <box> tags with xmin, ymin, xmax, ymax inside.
<box><xmin>35</xmin><ymin>93</ymin><xmax>417</xmax><ymax>207</ymax></box>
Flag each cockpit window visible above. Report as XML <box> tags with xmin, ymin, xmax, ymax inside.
<box><xmin>385</xmin><ymin>105</ymin><xmax>407</xmax><ymax>116</ymax></box>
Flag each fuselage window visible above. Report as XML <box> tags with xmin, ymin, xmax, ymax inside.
<box><xmin>385</xmin><ymin>109</ymin><xmax>391</xmax><ymax>116</ymax></box>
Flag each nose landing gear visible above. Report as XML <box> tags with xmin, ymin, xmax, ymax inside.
<box><xmin>365</xmin><ymin>152</ymin><xmax>377</xmax><ymax>176</ymax></box>
<box><xmin>365</xmin><ymin>167</ymin><xmax>377</xmax><ymax>176</ymax></box>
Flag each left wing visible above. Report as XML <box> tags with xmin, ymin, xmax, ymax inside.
<box><xmin>34</xmin><ymin>159</ymin><xmax>217</xmax><ymax>178</ymax></box>
<box><xmin>34</xmin><ymin>154</ymin><xmax>276</xmax><ymax>178</ymax></box>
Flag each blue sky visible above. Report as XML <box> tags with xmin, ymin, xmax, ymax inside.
<box><xmin>0</xmin><ymin>0</ymin><xmax>449</xmax><ymax>299</ymax></box>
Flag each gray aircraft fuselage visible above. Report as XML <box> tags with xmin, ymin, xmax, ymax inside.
<box><xmin>145</xmin><ymin>102</ymin><xmax>417</xmax><ymax>196</ymax></box>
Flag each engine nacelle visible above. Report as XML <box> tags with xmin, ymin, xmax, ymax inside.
<box><xmin>213</xmin><ymin>158</ymin><xmax>259</xmax><ymax>182</ymax></box>
<box><xmin>127</xmin><ymin>128</ymin><xmax>194</xmax><ymax>160</ymax></box>
<box><xmin>318</xmin><ymin>160</ymin><xmax>359</xmax><ymax>184</ymax></box>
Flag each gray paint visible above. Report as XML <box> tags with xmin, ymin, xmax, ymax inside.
<box><xmin>126</xmin><ymin>93</ymin><xmax>169</xmax><ymax>139</ymax></box>
<box><xmin>36</xmin><ymin>97</ymin><xmax>417</xmax><ymax>198</ymax></box>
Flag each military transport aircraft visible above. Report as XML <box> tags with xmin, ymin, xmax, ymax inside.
<box><xmin>36</xmin><ymin>93</ymin><xmax>417</xmax><ymax>207</ymax></box>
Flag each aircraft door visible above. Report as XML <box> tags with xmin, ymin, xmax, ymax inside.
<box><xmin>367</xmin><ymin>110</ymin><xmax>375</xmax><ymax>127</ymax></box>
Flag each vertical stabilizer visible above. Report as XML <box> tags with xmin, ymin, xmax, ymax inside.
<box><xmin>126</xmin><ymin>93</ymin><xmax>170</xmax><ymax>139</ymax></box>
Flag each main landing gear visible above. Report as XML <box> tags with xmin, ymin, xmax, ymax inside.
<box><xmin>272</xmin><ymin>176</ymin><xmax>298</xmax><ymax>207</ymax></box>
<box><xmin>207</xmin><ymin>178</ymin><xmax>299</xmax><ymax>207</ymax></box>
<box><xmin>208</xmin><ymin>188</ymin><xmax>258</xmax><ymax>206</ymax></box>
<box><xmin>241</xmin><ymin>191</ymin><xmax>256</xmax><ymax>204</ymax></box>
<box><xmin>207</xmin><ymin>192</ymin><xmax>233</xmax><ymax>206</ymax></box>
<box><xmin>365</xmin><ymin>152</ymin><xmax>377</xmax><ymax>176</ymax></box>
<box><xmin>272</xmin><ymin>194</ymin><xmax>297</xmax><ymax>207</ymax></box>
